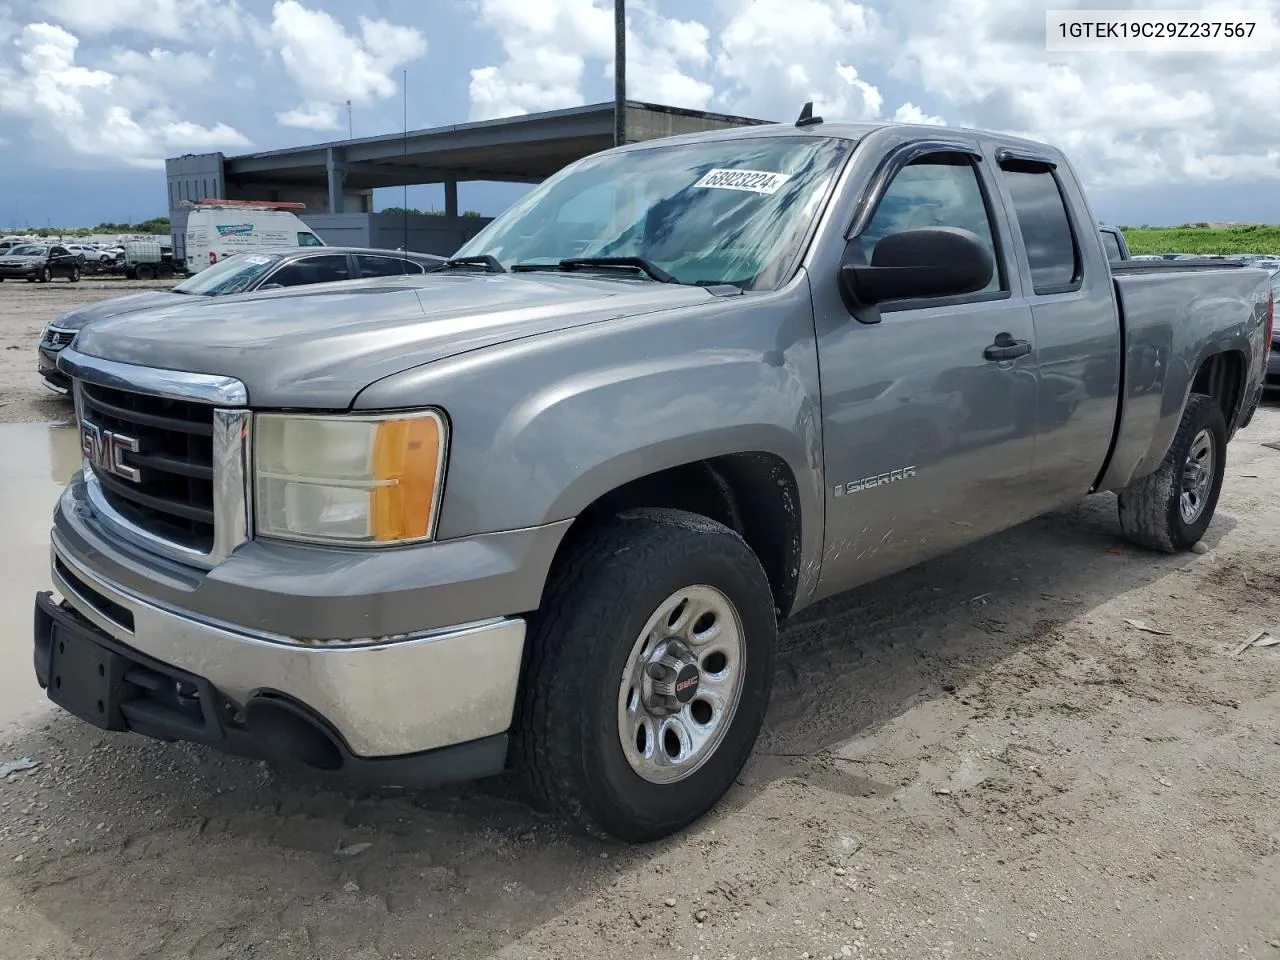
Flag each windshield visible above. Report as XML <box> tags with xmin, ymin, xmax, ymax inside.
<box><xmin>172</xmin><ymin>253</ymin><xmax>286</xmax><ymax>295</ymax></box>
<box><xmin>454</xmin><ymin>136</ymin><xmax>852</xmax><ymax>289</ymax></box>
<box><xmin>9</xmin><ymin>245</ymin><xmax>47</xmax><ymax>256</ymax></box>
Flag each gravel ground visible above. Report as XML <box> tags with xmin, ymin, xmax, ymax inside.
<box><xmin>1</xmin><ymin>283</ymin><xmax>1279</xmax><ymax>960</ymax></box>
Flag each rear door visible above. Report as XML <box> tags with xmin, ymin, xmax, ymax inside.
<box><xmin>814</xmin><ymin>145</ymin><xmax>1039</xmax><ymax>598</ymax></box>
<box><xmin>990</xmin><ymin>151</ymin><xmax>1121</xmax><ymax>508</ymax></box>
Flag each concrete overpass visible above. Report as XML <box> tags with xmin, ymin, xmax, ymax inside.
<box><xmin>165</xmin><ymin>101</ymin><xmax>768</xmax><ymax>259</ymax></box>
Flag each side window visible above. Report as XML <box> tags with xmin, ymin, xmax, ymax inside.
<box><xmin>1000</xmin><ymin>164</ymin><xmax>1081</xmax><ymax>293</ymax></box>
<box><xmin>267</xmin><ymin>254</ymin><xmax>352</xmax><ymax>287</ymax></box>
<box><xmin>1099</xmin><ymin>230</ymin><xmax>1122</xmax><ymax>261</ymax></box>
<box><xmin>296</xmin><ymin>232</ymin><xmax>324</xmax><ymax>247</ymax></box>
<box><xmin>355</xmin><ymin>255</ymin><xmax>409</xmax><ymax>278</ymax></box>
<box><xmin>860</xmin><ymin>155</ymin><xmax>1003</xmax><ymax>295</ymax></box>
<box><xmin>398</xmin><ymin>259</ymin><xmax>426</xmax><ymax>274</ymax></box>
<box><xmin>51</xmin><ymin>246</ymin><xmax>68</xmax><ymax>257</ymax></box>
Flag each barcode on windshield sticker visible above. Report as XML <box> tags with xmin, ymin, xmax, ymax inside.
<box><xmin>693</xmin><ymin>169</ymin><xmax>792</xmax><ymax>195</ymax></box>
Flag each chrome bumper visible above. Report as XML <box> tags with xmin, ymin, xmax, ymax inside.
<box><xmin>50</xmin><ymin>532</ymin><xmax>527</xmax><ymax>758</ymax></box>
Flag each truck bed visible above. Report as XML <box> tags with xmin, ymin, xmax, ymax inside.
<box><xmin>1097</xmin><ymin>262</ymin><xmax>1270</xmax><ymax>493</ymax></box>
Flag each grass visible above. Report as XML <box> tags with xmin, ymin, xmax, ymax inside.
<box><xmin>1119</xmin><ymin>224</ymin><xmax>1280</xmax><ymax>256</ymax></box>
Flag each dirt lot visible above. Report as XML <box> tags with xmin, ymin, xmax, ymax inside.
<box><xmin>2</xmin><ymin>283</ymin><xmax>1279</xmax><ymax>960</ymax></box>
<box><xmin>0</xmin><ymin>277</ymin><xmax>173</xmax><ymax>425</ymax></box>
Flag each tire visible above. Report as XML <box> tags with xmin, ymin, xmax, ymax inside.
<box><xmin>39</xmin><ymin>267</ymin><xmax>51</xmax><ymax>283</ymax></box>
<box><xmin>515</xmin><ymin>508</ymin><xmax>777</xmax><ymax>842</ymax></box>
<box><xmin>69</xmin><ymin>266</ymin><xmax>80</xmax><ymax>283</ymax></box>
<box><xmin>1117</xmin><ymin>393</ymin><xmax>1227</xmax><ymax>553</ymax></box>
<box><xmin>135</xmin><ymin>264</ymin><xmax>156</xmax><ymax>281</ymax></box>
<box><xmin>157</xmin><ymin>263</ymin><xmax>174</xmax><ymax>279</ymax></box>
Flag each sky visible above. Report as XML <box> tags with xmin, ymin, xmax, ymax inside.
<box><xmin>0</xmin><ymin>0</ymin><xmax>1277</xmax><ymax>229</ymax></box>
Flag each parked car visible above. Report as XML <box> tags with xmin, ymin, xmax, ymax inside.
<box><xmin>1263</xmin><ymin>262</ymin><xmax>1280</xmax><ymax>391</ymax></box>
<box><xmin>0</xmin><ymin>243</ymin><xmax>81</xmax><ymax>283</ymax></box>
<box><xmin>35</xmin><ymin>246</ymin><xmax>445</xmax><ymax>392</ymax></box>
<box><xmin>65</xmin><ymin>243</ymin><xmax>115</xmax><ymax>264</ymax></box>
<box><xmin>33</xmin><ymin>117</ymin><xmax>1271</xmax><ymax>842</ymax></box>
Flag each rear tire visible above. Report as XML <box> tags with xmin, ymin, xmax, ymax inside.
<box><xmin>135</xmin><ymin>264</ymin><xmax>156</xmax><ymax>280</ymax></box>
<box><xmin>515</xmin><ymin>508</ymin><xmax>777</xmax><ymax>842</ymax></box>
<box><xmin>1117</xmin><ymin>393</ymin><xmax>1227</xmax><ymax>553</ymax></box>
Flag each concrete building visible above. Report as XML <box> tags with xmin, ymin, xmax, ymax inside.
<box><xmin>165</xmin><ymin>100</ymin><xmax>768</xmax><ymax>262</ymax></box>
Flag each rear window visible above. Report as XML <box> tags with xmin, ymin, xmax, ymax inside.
<box><xmin>1099</xmin><ymin>230</ymin><xmax>1123</xmax><ymax>261</ymax></box>
<box><xmin>1001</xmin><ymin>166</ymin><xmax>1081</xmax><ymax>293</ymax></box>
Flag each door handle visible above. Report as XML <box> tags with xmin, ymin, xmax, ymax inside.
<box><xmin>983</xmin><ymin>333</ymin><xmax>1032</xmax><ymax>362</ymax></box>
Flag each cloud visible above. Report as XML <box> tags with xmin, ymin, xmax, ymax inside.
<box><xmin>270</xmin><ymin>0</ymin><xmax>426</xmax><ymax>129</ymax></box>
<box><xmin>467</xmin><ymin>0</ymin><xmax>613</xmax><ymax>120</ymax></box>
<box><xmin>891</xmin><ymin>102</ymin><xmax>946</xmax><ymax>125</ymax></box>
<box><xmin>714</xmin><ymin>0</ymin><xmax>885</xmax><ymax>121</ymax></box>
<box><xmin>278</xmin><ymin>102</ymin><xmax>342</xmax><ymax>131</ymax></box>
<box><xmin>889</xmin><ymin>0</ymin><xmax>1280</xmax><ymax>186</ymax></box>
<box><xmin>43</xmin><ymin>0</ymin><xmax>257</xmax><ymax>42</ymax></box>
<box><xmin>0</xmin><ymin>22</ymin><xmax>250</xmax><ymax>168</ymax></box>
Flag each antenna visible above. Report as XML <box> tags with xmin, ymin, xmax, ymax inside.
<box><xmin>402</xmin><ymin>69</ymin><xmax>408</xmax><ymax>252</ymax></box>
<box><xmin>795</xmin><ymin>101</ymin><xmax>823</xmax><ymax>127</ymax></box>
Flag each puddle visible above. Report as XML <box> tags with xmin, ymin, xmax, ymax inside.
<box><xmin>0</xmin><ymin>421</ymin><xmax>80</xmax><ymax>730</ymax></box>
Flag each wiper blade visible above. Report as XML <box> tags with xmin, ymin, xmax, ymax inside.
<box><xmin>439</xmin><ymin>254</ymin><xmax>506</xmax><ymax>273</ymax></box>
<box><xmin>511</xmin><ymin>257</ymin><xmax>677</xmax><ymax>284</ymax></box>
<box><xmin>561</xmin><ymin>257</ymin><xmax>677</xmax><ymax>283</ymax></box>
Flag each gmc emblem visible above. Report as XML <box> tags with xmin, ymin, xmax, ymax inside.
<box><xmin>81</xmin><ymin>421</ymin><xmax>141</xmax><ymax>483</ymax></box>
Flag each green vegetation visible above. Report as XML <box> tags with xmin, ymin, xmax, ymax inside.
<box><xmin>10</xmin><ymin>217</ymin><xmax>171</xmax><ymax>238</ymax></box>
<box><xmin>1119</xmin><ymin>223</ymin><xmax>1280</xmax><ymax>256</ymax></box>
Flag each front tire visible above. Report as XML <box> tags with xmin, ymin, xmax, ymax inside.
<box><xmin>1117</xmin><ymin>393</ymin><xmax>1227</xmax><ymax>552</ymax></box>
<box><xmin>516</xmin><ymin>508</ymin><xmax>777</xmax><ymax>842</ymax></box>
<box><xmin>69</xmin><ymin>266</ymin><xmax>80</xmax><ymax>283</ymax></box>
<box><xmin>39</xmin><ymin>267</ymin><xmax>51</xmax><ymax>283</ymax></box>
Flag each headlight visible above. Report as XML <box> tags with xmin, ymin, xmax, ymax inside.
<box><xmin>253</xmin><ymin>410</ymin><xmax>447</xmax><ymax>546</ymax></box>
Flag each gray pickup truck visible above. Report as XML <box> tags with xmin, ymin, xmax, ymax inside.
<box><xmin>34</xmin><ymin>117</ymin><xmax>1273</xmax><ymax>842</ymax></box>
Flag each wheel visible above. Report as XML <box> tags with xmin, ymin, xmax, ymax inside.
<box><xmin>135</xmin><ymin>264</ymin><xmax>156</xmax><ymax>280</ymax></box>
<box><xmin>69</xmin><ymin>266</ymin><xmax>80</xmax><ymax>283</ymax></box>
<box><xmin>39</xmin><ymin>267</ymin><xmax>51</xmax><ymax>283</ymax></box>
<box><xmin>515</xmin><ymin>508</ymin><xmax>777</xmax><ymax>842</ymax></box>
<box><xmin>157</xmin><ymin>263</ymin><xmax>174</xmax><ymax>279</ymax></box>
<box><xmin>1117</xmin><ymin>393</ymin><xmax>1227</xmax><ymax>553</ymax></box>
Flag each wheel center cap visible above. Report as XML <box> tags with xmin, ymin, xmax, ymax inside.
<box><xmin>673</xmin><ymin>663</ymin><xmax>701</xmax><ymax>703</ymax></box>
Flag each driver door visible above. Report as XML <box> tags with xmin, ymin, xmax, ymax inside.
<box><xmin>813</xmin><ymin>149</ymin><xmax>1039</xmax><ymax>599</ymax></box>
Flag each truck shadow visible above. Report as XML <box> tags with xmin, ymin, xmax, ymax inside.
<box><xmin>2</xmin><ymin>493</ymin><xmax>1246</xmax><ymax>960</ymax></box>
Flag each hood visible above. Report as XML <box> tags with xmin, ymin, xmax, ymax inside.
<box><xmin>0</xmin><ymin>255</ymin><xmax>43</xmax><ymax>265</ymax></box>
<box><xmin>51</xmin><ymin>290</ymin><xmax>183</xmax><ymax>331</ymax></box>
<box><xmin>69</xmin><ymin>272</ymin><xmax>718</xmax><ymax>408</ymax></box>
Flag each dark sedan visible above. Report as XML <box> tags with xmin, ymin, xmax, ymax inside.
<box><xmin>0</xmin><ymin>244</ymin><xmax>82</xmax><ymax>283</ymax></box>
<box><xmin>37</xmin><ymin>245</ymin><xmax>444</xmax><ymax>392</ymax></box>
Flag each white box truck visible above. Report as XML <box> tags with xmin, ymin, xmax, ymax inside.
<box><xmin>184</xmin><ymin>200</ymin><xmax>325</xmax><ymax>274</ymax></box>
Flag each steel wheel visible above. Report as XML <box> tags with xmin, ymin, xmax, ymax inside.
<box><xmin>1179</xmin><ymin>428</ymin><xmax>1215</xmax><ymax>524</ymax></box>
<box><xmin>617</xmin><ymin>585</ymin><xmax>746</xmax><ymax>785</ymax></box>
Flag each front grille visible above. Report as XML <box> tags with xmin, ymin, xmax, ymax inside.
<box><xmin>79</xmin><ymin>380</ymin><xmax>216</xmax><ymax>553</ymax></box>
<box><xmin>43</xmin><ymin>328</ymin><xmax>76</xmax><ymax>350</ymax></box>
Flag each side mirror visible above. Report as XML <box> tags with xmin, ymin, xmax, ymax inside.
<box><xmin>840</xmin><ymin>227</ymin><xmax>994</xmax><ymax>305</ymax></box>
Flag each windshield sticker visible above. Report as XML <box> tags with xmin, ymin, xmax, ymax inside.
<box><xmin>243</xmin><ymin>255</ymin><xmax>273</xmax><ymax>264</ymax></box>
<box><xmin>693</xmin><ymin>168</ymin><xmax>793</xmax><ymax>195</ymax></box>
